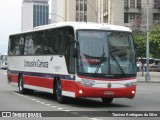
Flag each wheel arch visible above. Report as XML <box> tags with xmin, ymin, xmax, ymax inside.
<box><xmin>53</xmin><ymin>76</ymin><xmax>60</xmax><ymax>94</ymax></box>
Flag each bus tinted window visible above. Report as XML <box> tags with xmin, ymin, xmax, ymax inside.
<box><xmin>24</xmin><ymin>34</ymin><xmax>36</xmax><ymax>55</ymax></box>
<box><xmin>43</xmin><ymin>30</ymin><xmax>56</xmax><ymax>54</ymax></box>
<box><xmin>8</xmin><ymin>27</ymin><xmax>74</xmax><ymax>56</ymax></box>
<box><xmin>9</xmin><ymin>35</ymin><xmax>24</xmax><ymax>56</ymax></box>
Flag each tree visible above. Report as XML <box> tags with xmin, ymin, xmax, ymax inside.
<box><xmin>133</xmin><ymin>25</ymin><xmax>160</xmax><ymax>59</ymax></box>
<box><xmin>149</xmin><ymin>25</ymin><xmax>160</xmax><ymax>58</ymax></box>
<box><xmin>133</xmin><ymin>30</ymin><xmax>146</xmax><ymax>58</ymax></box>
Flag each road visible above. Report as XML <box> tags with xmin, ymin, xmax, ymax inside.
<box><xmin>0</xmin><ymin>69</ymin><xmax>160</xmax><ymax>120</ymax></box>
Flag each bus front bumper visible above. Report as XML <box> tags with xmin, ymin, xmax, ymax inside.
<box><xmin>75</xmin><ymin>85</ymin><xmax>136</xmax><ymax>99</ymax></box>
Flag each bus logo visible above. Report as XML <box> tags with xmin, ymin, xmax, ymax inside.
<box><xmin>107</xmin><ymin>82</ymin><xmax>112</xmax><ymax>88</ymax></box>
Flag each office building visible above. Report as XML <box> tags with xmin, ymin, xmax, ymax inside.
<box><xmin>100</xmin><ymin>0</ymin><xmax>160</xmax><ymax>29</ymax></box>
<box><xmin>51</xmin><ymin>0</ymin><xmax>97</xmax><ymax>23</ymax></box>
<box><xmin>22</xmin><ymin>0</ymin><xmax>49</xmax><ymax>31</ymax></box>
<box><xmin>51</xmin><ymin>0</ymin><xmax>160</xmax><ymax>30</ymax></box>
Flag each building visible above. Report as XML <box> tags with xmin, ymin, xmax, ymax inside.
<box><xmin>100</xmin><ymin>0</ymin><xmax>160</xmax><ymax>29</ymax></box>
<box><xmin>22</xmin><ymin>0</ymin><xmax>49</xmax><ymax>31</ymax></box>
<box><xmin>51</xmin><ymin>0</ymin><xmax>97</xmax><ymax>23</ymax></box>
<box><xmin>51</xmin><ymin>0</ymin><xmax>160</xmax><ymax>30</ymax></box>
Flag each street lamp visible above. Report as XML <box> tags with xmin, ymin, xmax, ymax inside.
<box><xmin>145</xmin><ymin>0</ymin><xmax>151</xmax><ymax>81</ymax></box>
<box><xmin>49</xmin><ymin>13</ymin><xmax>66</xmax><ymax>23</ymax></box>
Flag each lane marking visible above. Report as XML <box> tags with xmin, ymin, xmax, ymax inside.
<box><xmin>12</xmin><ymin>91</ymin><xmax>103</xmax><ymax>120</ymax></box>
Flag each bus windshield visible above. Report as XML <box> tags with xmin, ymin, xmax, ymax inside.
<box><xmin>77</xmin><ymin>30</ymin><xmax>136</xmax><ymax>76</ymax></box>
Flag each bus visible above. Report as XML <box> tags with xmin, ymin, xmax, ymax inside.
<box><xmin>0</xmin><ymin>55</ymin><xmax>7</xmax><ymax>69</ymax></box>
<box><xmin>7</xmin><ymin>22</ymin><xmax>137</xmax><ymax>104</ymax></box>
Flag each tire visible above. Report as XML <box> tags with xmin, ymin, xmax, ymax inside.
<box><xmin>18</xmin><ymin>75</ymin><xmax>26</xmax><ymax>94</ymax></box>
<box><xmin>102</xmin><ymin>98</ymin><xmax>113</xmax><ymax>104</ymax></box>
<box><xmin>18</xmin><ymin>75</ymin><xmax>34</xmax><ymax>94</ymax></box>
<box><xmin>55</xmin><ymin>79</ymin><xmax>65</xmax><ymax>103</ymax></box>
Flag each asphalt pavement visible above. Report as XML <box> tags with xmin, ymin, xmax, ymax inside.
<box><xmin>137</xmin><ymin>72</ymin><xmax>160</xmax><ymax>82</ymax></box>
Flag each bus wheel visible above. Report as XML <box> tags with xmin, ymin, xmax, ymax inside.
<box><xmin>18</xmin><ymin>75</ymin><xmax>34</xmax><ymax>94</ymax></box>
<box><xmin>55</xmin><ymin>79</ymin><xmax>65</xmax><ymax>103</ymax></box>
<box><xmin>102</xmin><ymin>98</ymin><xmax>113</xmax><ymax>104</ymax></box>
<box><xmin>18</xmin><ymin>75</ymin><xmax>25</xmax><ymax>94</ymax></box>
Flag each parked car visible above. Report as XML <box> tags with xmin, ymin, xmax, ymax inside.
<box><xmin>150</xmin><ymin>65</ymin><xmax>160</xmax><ymax>72</ymax></box>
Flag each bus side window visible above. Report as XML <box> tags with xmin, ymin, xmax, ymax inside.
<box><xmin>24</xmin><ymin>34</ymin><xmax>36</xmax><ymax>55</ymax></box>
<box><xmin>19</xmin><ymin>36</ymin><xmax>25</xmax><ymax>55</ymax></box>
<box><xmin>43</xmin><ymin>30</ymin><xmax>54</xmax><ymax>54</ymax></box>
<box><xmin>13</xmin><ymin>37</ymin><xmax>20</xmax><ymax>55</ymax></box>
<box><xmin>8</xmin><ymin>37</ymin><xmax>14</xmax><ymax>55</ymax></box>
<box><xmin>8</xmin><ymin>36</ymin><xmax>24</xmax><ymax>56</ymax></box>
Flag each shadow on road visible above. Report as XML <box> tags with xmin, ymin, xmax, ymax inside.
<box><xmin>13</xmin><ymin>91</ymin><xmax>130</xmax><ymax>108</ymax></box>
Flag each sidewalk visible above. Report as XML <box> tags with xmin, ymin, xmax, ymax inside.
<box><xmin>137</xmin><ymin>72</ymin><xmax>160</xmax><ymax>82</ymax></box>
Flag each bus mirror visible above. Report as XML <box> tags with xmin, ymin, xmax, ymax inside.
<box><xmin>72</xmin><ymin>47</ymin><xmax>78</xmax><ymax>58</ymax></box>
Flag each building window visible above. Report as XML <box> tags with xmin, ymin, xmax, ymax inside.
<box><xmin>137</xmin><ymin>0</ymin><xmax>141</xmax><ymax>8</ymax></box>
<box><xmin>124</xmin><ymin>0</ymin><xmax>128</xmax><ymax>8</ymax></box>
<box><xmin>84</xmin><ymin>14</ymin><xmax>87</xmax><ymax>22</ymax></box>
<box><xmin>154</xmin><ymin>13</ymin><xmax>160</xmax><ymax>24</ymax></box>
<box><xmin>130</xmin><ymin>13</ymin><xmax>135</xmax><ymax>20</ymax></box>
<box><xmin>84</xmin><ymin>3</ymin><xmax>87</xmax><ymax>11</ymax></box>
<box><xmin>124</xmin><ymin>13</ymin><xmax>129</xmax><ymax>23</ymax></box>
<box><xmin>33</xmin><ymin>5</ymin><xmax>49</xmax><ymax>28</ymax></box>
<box><xmin>76</xmin><ymin>0</ymin><xmax>86</xmax><ymax>22</ymax></box>
<box><xmin>76</xmin><ymin>3</ymin><xmax>79</xmax><ymax>11</ymax></box>
<box><xmin>80</xmin><ymin>3</ymin><xmax>83</xmax><ymax>10</ymax></box>
<box><xmin>80</xmin><ymin>13</ymin><xmax>83</xmax><ymax>21</ymax></box>
<box><xmin>154</xmin><ymin>0</ymin><xmax>160</xmax><ymax>9</ymax></box>
<box><xmin>130</xmin><ymin>0</ymin><xmax>135</xmax><ymax>8</ymax></box>
<box><xmin>76</xmin><ymin>13</ymin><xmax>79</xmax><ymax>21</ymax></box>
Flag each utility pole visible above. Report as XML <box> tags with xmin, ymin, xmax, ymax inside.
<box><xmin>145</xmin><ymin>0</ymin><xmax>151</xmax><ymax>81</ymax></box>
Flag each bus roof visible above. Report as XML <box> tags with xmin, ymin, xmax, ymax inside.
<box><xmin>10</xmin><ymin>22</ymin><xmax>132</xmax><ymax>36</ymax></box>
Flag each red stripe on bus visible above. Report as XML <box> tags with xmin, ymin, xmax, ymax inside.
<box><xmin>8</xmin><ymin>73</ymin><xmax>77</xmax><ymax>92</ymax></box>
<box><xmin>8</xmin><ymin>74</ymin><xmax>136</xmax><ymax>99</ymax></box>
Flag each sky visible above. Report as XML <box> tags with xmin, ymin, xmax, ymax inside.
<box><xmin>0</xmin><ymin>0</ymin><xmax>51</xmax><ymax>55</ymax></box>
<box><xmin>0</xmin><ymin>0</ymin><xmax>23</xmax><ymax>55</ymax></box>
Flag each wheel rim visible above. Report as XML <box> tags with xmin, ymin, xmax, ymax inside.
<box><xmin>19</xmin><ymin>78</ymin><xmax>23</xmax><ymax>91</ymax></box>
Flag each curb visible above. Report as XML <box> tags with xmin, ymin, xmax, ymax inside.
<box><xmin>137</xmin><ymin>81</ymin><xmax>160</xmax><ymax>83</ymax></box>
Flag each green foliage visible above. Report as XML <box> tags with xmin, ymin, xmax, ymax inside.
<box><xmin>133</xmin><ymin>25</ymin><xmax>160</xmax><ymax>58</ymax></box>
<box><xmin>133</xmin><ymin>30</ymin><xmax>146</xmax><ymax>58</ymax></box>
<box><xmin>149</xmin><ymin>25</ymin><xmax>160</xmax><ymax>58</ymax></box>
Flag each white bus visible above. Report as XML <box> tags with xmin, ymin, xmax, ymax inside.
<box><xmin>0</xmin><ymin>55</ymin><xmax>7</xmax><ymax>69</ymax></box>
<box><xmin>8</xmin><ymin>22</ymin><xmax>137</xmax><ymax>104</ymax></box>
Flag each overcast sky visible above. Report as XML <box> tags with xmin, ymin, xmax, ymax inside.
<box><xmin>0</xmin><ymin>0</ymin><xmax>22</xmax><ymax>54</ymax></box>
<box><xmin>0</xmin><ymin>0</ymin><xmax>51</xmax><ymax>55</ymax></box>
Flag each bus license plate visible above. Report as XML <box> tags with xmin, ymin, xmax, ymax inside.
<box><xmin>104</xmin><ymin>91</ymin><xmax>114</xmax><ymax>95</ymax></box>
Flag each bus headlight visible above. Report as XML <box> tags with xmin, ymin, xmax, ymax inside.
<box><xmin>80</xmin><ymin>79</ymin><xmax>95</xmax><ymax>87</ymax></box>
<box><xmin>124</xmin><ymin>82</ymin><xmax>136</xmax><ymax>87</ymax></box>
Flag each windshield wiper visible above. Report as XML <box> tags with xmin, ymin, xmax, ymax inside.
<box><xmin>110</xmin><ymin>52</ymin><xmax>125</xmax><ymax>75</ymax></box>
